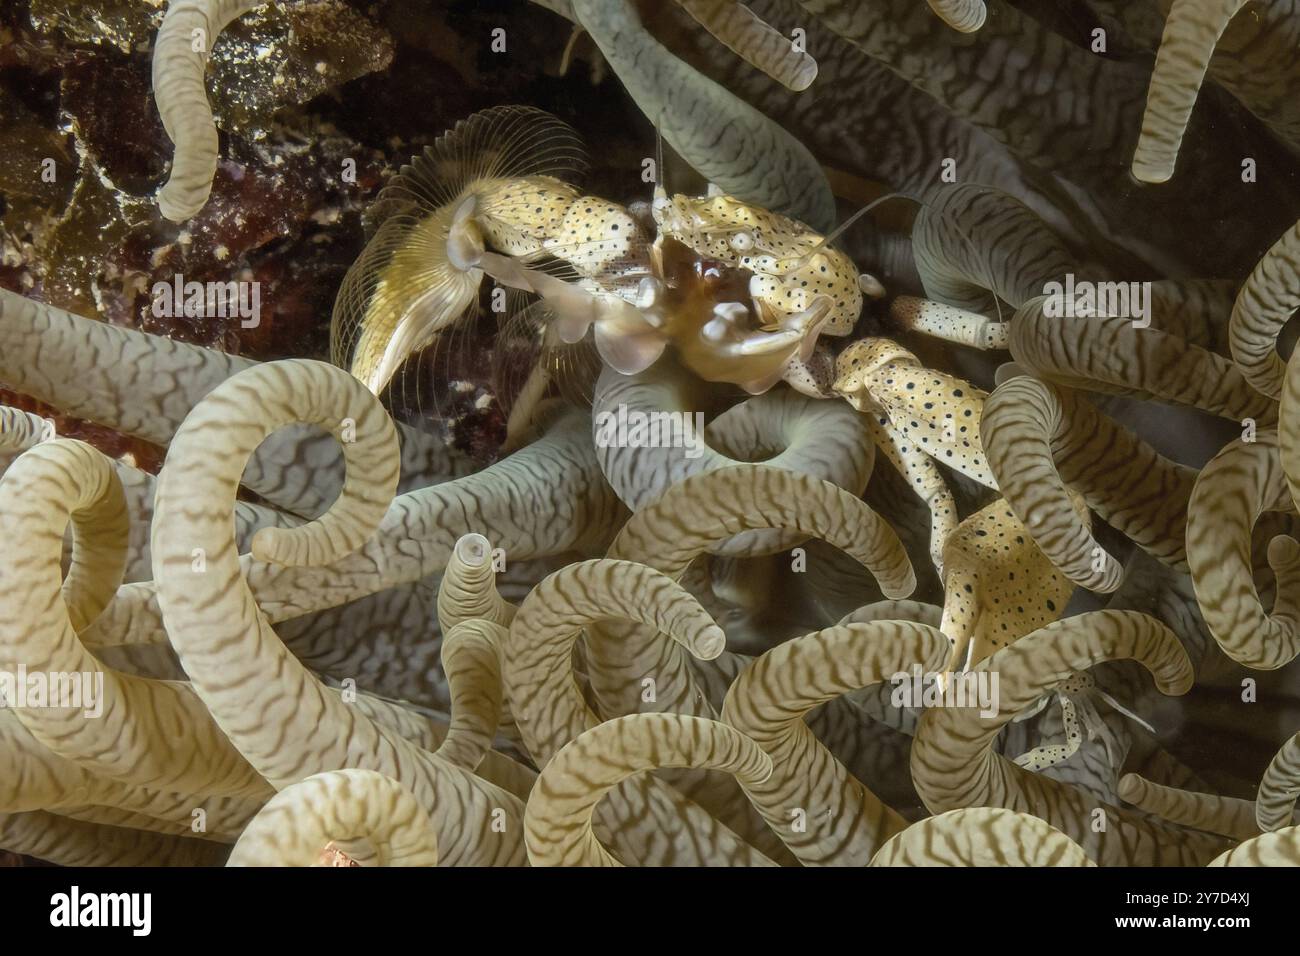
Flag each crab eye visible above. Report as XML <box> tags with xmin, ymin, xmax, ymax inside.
<box><xmin>729</xmin><ymin>231</ymin><xmax>754</xmax><ymax>252</ymax></box>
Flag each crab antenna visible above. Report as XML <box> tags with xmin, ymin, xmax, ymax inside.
<box><xmin>653</xmin><ymin>111</ymin><xmax>667</xmax><ymax>202</ymax></box>
<box><xmin>812</xmin><ymin>188</ymin><xmax>1009</xmax><ymax>327</ymax></box>
<box><xmin>814</xmin><ymin>191</ymin><xmax>914</xmax><ymax>252</ymax></box>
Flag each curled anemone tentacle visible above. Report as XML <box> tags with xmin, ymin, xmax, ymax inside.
<box><xmin>1229</xmin><ymin>220</ymin><xmax>1300</xmax><ymax>400</ymax></box>
<box><xmin>501</xmin><ymin>558</ymin><xmax>773</xmax><ymax>866</ymax></box>
<box><xmin>522</xmin><ymin>713</ymin><xmax>773</xmax><ymax>867</ymax></box>
<box><xmin>1009</xmin><ymin>295</ymin><xmax>1280</xmax><ymax>425</ymax></box>
<box><xmin>907</xmin><ymin>184</ymin><xmax>1077</xmax><ymax>314</ymax></box>
<box><xmin>910</xmin><ymin>610</ymin><xmax>1228</xmax><ymax>865</ymax></box>
<box><xmin>591</xmin><ymin>465</ymin><xmax>915</xmax><ymax>719</ymax></box>
<box><xmin>593</xmin><ymin>360</ymin><xmax>874</xmax><ymax>556</ymax></box>
<box><xmin>40</xmin><ymin>446</ymin><xmax>130</xmax><ymax>634</ymax></box>
<box><xmin>570</xmin><ymin>0</ymin><xmax>835</xmax><ymax>231</ymax></box>
<box><xmin>721</xmin><ymin>621</ymin><xmax>949</xmax><ymax>865</ymax></box>
<box><xmin>508</xmin><ymin>565</ymin><xmax>716</xmax><ymax>749</ymax></box>
<box><xmin>226</xmin><ymin>770</ymin><xmax>440</xmax><ymax>867</ymax></box>
<box><xmin>869</xmin><ymin>808</ymin><xmax>1094</xmax><ymax>867</ymax></box>
<box><xmin>84</xmin><ymin>409</ymin><xmax>619</xmax><ymax>647</ymax></box>
<box><xmin>1257</xmin><ymin>732</ymin><xmax>1300</xmax><ymax>832</ymax></box>
<box><xmin>2</xmin><ymin>398</ymin><xmax>293</xmax><ymax>589</ymax></box>
<box><xmin>0</xmin><ymin>812</ymin><xmax>228</xmax><ymax>867</ymax></box>
<box><xmin>152</xmin><ymin>0</ymin><xmax>266</xmax><ymax>221</ymax></box>
<box><xmin>1187</xmin><ymin>433</ymin><xmax>1300</xmax><ymax>670</ymax></box>
<box><xmin>674</xmin><ymin>1</ymin><xmax>819</xmax><ymax>91</ymax></box>
<box><xmin>1132</xmin><ymin>0</ymin><xmax>1252</xmax><ymax>184</ymax></box>
<box><xmin>0</xmin><ymin>439</ymin><xmax>269</xmax><ymax>800</ymax></box>
<box><xmin>1117</xmin><ymin>773</ymin><xmax>1262</xmax><ymax>840</ymax></box>
<box><xmin>152</xmin><ymin>359</ymin><xmax>527</xmax><ymax>865</ymax></box>
<box><xmin>982</xmin><ymin>374</ymin><xmax>1197</xmax><ymax>592</ymax></box>
<box><xmin>437</xmin><ymin>533</ymin><xmax>518</xmax><ymax>629</ymax></box>
<box><xmin>1208</xmin><ymin>827</ymin><xmax>1300</xmax><ymax>866</ymax></box>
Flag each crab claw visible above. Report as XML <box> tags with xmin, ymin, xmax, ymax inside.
<box><xmin>592</xmin><ymin>299</ymin><xmax>668</xmax><ymax>375</ymax></box>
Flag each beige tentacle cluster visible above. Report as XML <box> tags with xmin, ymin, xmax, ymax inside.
<box><xmin>13</xmin><ymin>4</ymin><xmax>1300</xmax><ymax>867</ymax></box>
<box><xmin>911</xmin><ymin>610</ymin><xmax>1227</xmax><ymax>865</ymax></box>
<box><xmin>591</xmin><ymin>465</ymin><xmax>915</xmax><ymax>720</ymax></box>
<box><xmin>0</xmin><ymin>438</ymin><xmax>269</xmax><ymax>801</ymax></box>
<box><xmin>0</xmin><ymin>288</ymin><xmax>456</xmax><ymax>518</ymax></box>
<box><xmin>722</xmin><ymin>621</ymin><xmax>947</xmax><ymax>864</ymax></box>
<box><xmin>80</xmin><ymin>409</ymin><xmax>616</xmax><ymax>652</ymax></box>
<box><xmin>593</xmin><ymin>360</ymin><xmax>875</xmax><ymax>556</ymax></box>
<box><xmin>501</xmin><ymin>556</ymin><xmax>774</xmax><ymax>865</ymax></box>
<box><xmin>523</xmin><ymin>713</ymin><xmax>772</xmax><ymax>866</ymax></box>
<box><xmin>151</xmin><ymin>359</ymin><xmax>527</xmax><ymax>865</ymax></box>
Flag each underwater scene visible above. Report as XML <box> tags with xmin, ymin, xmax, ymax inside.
<box><xmin>0</xmin><ymin>0</ymin><xmax>1298</xmax><ymax>876</ymax></box>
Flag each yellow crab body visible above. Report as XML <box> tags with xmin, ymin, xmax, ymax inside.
<box><xmin>652</xmin><ymin>193</ymin><xmax>863</xmax><ymax>335</ymax></box>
